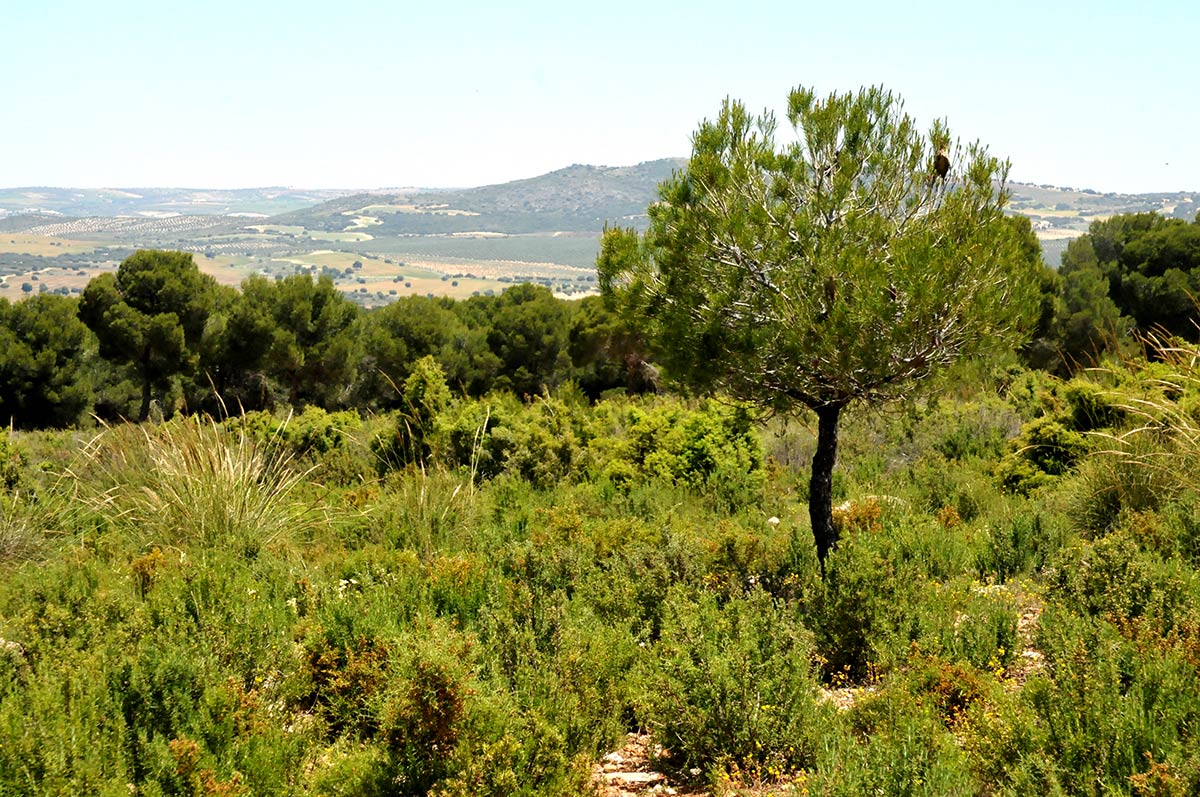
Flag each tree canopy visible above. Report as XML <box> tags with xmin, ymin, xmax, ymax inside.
<box><xmin>0</xmin><ymin>295</ymin><xmax>95</xmax><ymax>429</ymax></box>
<box><xmin>241</xmin><ymin>274</ymin><xmax>360</xmax><ymax>408</ymax></box>
<box><xmin>599</xmin><ymin>85</ymin><xmax>1042</xmax><ymax>568</ymax></box>
<box><xmin>1061</xmin><ymin>212</ymin><xmax>1200</xmax><ymax>341</ymax></box>
<box><xmin>78</xmin><ymin>250</ymin><xmax>217</xmax><ymax>421</ymax></box>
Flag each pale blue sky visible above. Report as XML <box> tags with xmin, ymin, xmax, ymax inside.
<box><xmin>2</xmin><ymin>0</ymin><xmax>1196</xmax><ymax>193</ymax></box>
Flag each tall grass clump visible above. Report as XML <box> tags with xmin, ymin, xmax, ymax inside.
<box><xmin>0</xmin><ymin>433</ymin><xmax>77</xmax><ymax>563</ymax></box>
<box><xmin>0</xmin><ymin>499</ymin><xmax>40</xmax><ymax>563</ymax></box>
<box><xmin>75</xmin><ymin>414</ymin><xmax>319</xmax><ymax>553</ymax></box>
<box><xmin>1074</xmin><ymin>335</ymin><xmax>1200</xmax><ymax>534</ymax></box>
<box><xmin>0</xmin><ymin>492</ymin><xmax>76</xmax><ymax>564</ymax></box>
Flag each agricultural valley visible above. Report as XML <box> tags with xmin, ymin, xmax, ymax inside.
<box><xmin>3</xmin><ymin>163</ymin><xmax>1196</xmax><ymax>307</ymax></box>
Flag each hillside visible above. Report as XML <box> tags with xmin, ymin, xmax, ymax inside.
<box><xmin>5</xmin><ymin>353</ymin><xmax>1200</xmax><ymax>794</ymax></box>
<box><xmin>275</xmin><ymin>158</ymin><xmax>686</xmax><ymax>235</ymax></box>
<box><xmin>0</xmin><ymin>187</ymin><xmax>355</xmax><ymax>219</ymax></box>
<box><xmin>1008</xmin><ymin>182</ymin><xmax>1198</xmax><ymax>266</ymax></box>
<box><xmin>0</xmin><ymin>164</ymin><xmax>1196</xmax><ymax>306</ymax></box>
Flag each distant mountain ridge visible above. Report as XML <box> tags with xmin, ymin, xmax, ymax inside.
<box><xmin>0</xmin><ymin>186</ymin><xmax>355</xmax><ymax>220</ymax></box>
<box><xmin>273</xmin><ymin>159</ymin><xmax>687</xmax><ymax>235</ymax></box>
<box><xmin>2</xmin><ymin>163</ymin><xmax>1195</xmax><ymax>273</ymax></box>
<box><xmin>3</xmin><ymin>161</ymin><xmax>1194</xmax><ymax>231</ymax></box>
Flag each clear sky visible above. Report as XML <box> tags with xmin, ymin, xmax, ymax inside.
<box><xmin>2</xmin><ymin>0</ymin><xmax>1196</xmax><ymax>193</ymax></box>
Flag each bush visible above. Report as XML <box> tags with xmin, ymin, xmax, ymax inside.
<box><xmin>589</xmin><ymin>398</ymin><xmax>764</xmax><ymax>509</ymax></box>
<box><xmin>814</xmin><ymin>533</ymin><xmax>924</xmax><ymax>679</ymax></box>
<box><xmin>437</xmin><ymin>393</ymin><xmax>585</xmax><ymax>489</ymax></box>
<box><xmin>372</xmin><ymin>356</ymin><xmax>451</xmax><ymax>472</ymax></box>
<box><xmin>1061</xmin><ymin>380</ymin><xmax>1126</xmax><ymax>432</ymax></box>
<box><xmin>0</xmin><ymin>433</ymin><xmax>21</xmax><ymax>493</ymax></box>
<box><xmin>997</xmin><ymin>415</ymin><xmax>1090</xmax><ymax>494</ymax></box>
<box><xmin>979</xmin><ymin>507</ymin><xmax>1066</xmax><ymax>581</ymax></box>
<box><xmin>381</xmin><ymin>634</ymin><xmax>472</xmax><ymax>794</ymax></box>
<box><xmin>1023</xmin><ymin>608</ymin><xmax>1200</xmax><ymax>795</ymax></box>
<box><xmin>638</xmin><ymin>586</ymin><xmax>825</xmax><ymax>780</ymax></box>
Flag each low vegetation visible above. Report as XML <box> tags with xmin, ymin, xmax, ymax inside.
<box><xmin>3</xmin><ymin>348</ymin><xmax>1200</xmax><ymax>795</ymax></box>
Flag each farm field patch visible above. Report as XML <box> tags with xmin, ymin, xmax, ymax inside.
<box><xmin>308</xmin><ymin>230</ymin><xmax>374</xmax><ymax>242</ymax></box>
<box><xmin>0</xmin><ymin>234</ymin><xmax>100</xmax><ymax>256</ymax></box>
<box><xmin>353</xmin><ymin>203</ymin><xmax>478</xmax><ymax>216</ymax></box>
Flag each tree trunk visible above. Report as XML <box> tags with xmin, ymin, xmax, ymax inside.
<box><xmin>138</xmin><ymin>351</ymin><xmax>152</xmax><ymax>422</ymax></box>
<box><xmin>809</xmin><ymin>403</ymin><xmax>843</xmax><ymax>577</ymax></box>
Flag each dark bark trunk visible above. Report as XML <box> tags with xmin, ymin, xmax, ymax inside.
<box><xmin>138</xmin><ymin>350</ymin><xmax>152</xmax><ymax>422</ymax></box>
<box><xmin>809</xmin><ymin>403</ymin><xmax>843</xmax><ymax>577</ymax></box>
<box><xmin>139</xmin><ymin>378</ymin><xmax>152</xmax><ymax>423</ymax></box>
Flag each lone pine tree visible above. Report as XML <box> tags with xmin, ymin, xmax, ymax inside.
<box><xmin>599</xmin><ymin>85</ymin><xmax>1040</xmax><ymax>572</ymax></box>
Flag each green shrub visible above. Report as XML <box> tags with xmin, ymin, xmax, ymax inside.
<box><xmin>814</xmin><ymin>532</ymin><xmax>925</xmax><ymax>679</ymax></box>
<box><xmin>1045</xmin><ymin>532</ymin><xmax>1195</xmax><ymax>629</ymax></box>
<box><xmin>0</xmin><ymin>433</ymin><xmax>21</xmax><ymax>493</ymax></box>
<box><xmin>1017</xmin><ymin>417</ymin><xmax>1089</xmax><ymax>476</ymax></box>
<box><xmin>997</xmin><ymin>415</ymin><xmax>1090</xmax><ymax>494</ymax></box>
<box><xmin>1069</xmin><ymin>431</ymin><xmax>1182</xmax><ymax>536</ymax></box>
<box><xmin>373</xmin><ymin>356</ymin><xmax>452</xmax><ymax>472</ymax></box>
<box><xmin>638</xmin><ymin>586</ymin><xmax>825</xmax><ymax>780</ymax></box>
<box><xmin>907</xmin><ymin>453</ymin><xmax>999</xmax><ymax>522</ymax></box>
<box><xmin>381</xmin><ymin>633</ymin><xmax>473</xmax><ymax>794</ymax></box>
<box><xmin>590</xmin><ymin>398</ymin><xmax>764</xmax><ymax>509</ymax></box>
<box><xmin>1004</xmin><ymin>368</ymin><xmax>1062</xmax><ymax>421</ymax></box>
<box><xmin>811</xmin><ymin>686</ymin><xmax>977</xmax><ymax>796</ymax></box>
<box><xmin>493</xmin><ymin>396</ymin><xmax>584</xmax><ymax>489</ymax></box>
<box><xmin>1061</xmin><ymin>380</ymin><xmax>1126</xmax><ymax>432</ymax></box>
<box><xmin>438</xmin><ymin>395</ymin><xmax>514</xmax><ymax>482</ymax></box>
<box><xmin>1024</xmin><ymin>609</ymin><xmax>1200</xmax><ymax>795</ymax></box>
<box><xmin>924</xmin><ymin>396</ymin><xmax>1021</xmax><ymax>462</ymax></box>
<box><xmin>979</xmin><ymin>507</ymin><xmax>1066</xmax><ymax>581</ymax></box>
<box><xmin>937</xmin><ymin>585</ymin><xmax>1019</xmax><ymax>672</ymax></box>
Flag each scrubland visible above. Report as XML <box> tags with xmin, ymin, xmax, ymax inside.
<box><xmin>2</xmin><ymin>355</ymin><xmax>1200</xmax><ymax>796</ymax></box>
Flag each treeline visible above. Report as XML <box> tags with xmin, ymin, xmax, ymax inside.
<box><xmin>0</xmin><ymin>250</ymin><xmax>653</xmax><ymax>429</ymax></box>
<box><xmin>3</xmin><ymin>210</ymin><xmax>1200</xmax><ymax>430</ymax></box>
<box><xmin>1023</xmin><ymin>211</ymin><xmax>1200</xmax><ymax>372</ymax></box>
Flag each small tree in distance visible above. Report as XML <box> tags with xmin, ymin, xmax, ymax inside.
<box><xmin>599</xmin><ymin>85</ymin><xmax>1042</xmax><ymax>573</ymax></box>
<box><xmin>79</xmin><ymin>250</ymin><xmax>216</xmax><ymax>422</ymax></box>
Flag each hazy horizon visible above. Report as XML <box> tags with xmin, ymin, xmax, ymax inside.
<box><xmin>4</xmin><ymin>0</ymin><xmax>1197</xmax><ymax>195</ymax></box>
<box><xmin>0</xmin><ymin>158</ymin><xmax>1191</xmax><ymax>198</ymax></box>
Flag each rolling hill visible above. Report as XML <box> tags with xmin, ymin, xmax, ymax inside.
<box><xmin>273</xmin><ymin>159</ymin><xmax>686</xmax><ymax>235</ymax></box>
<box><xmin>0</xmin><ymin>161</ymin><xmax>1195</xmax><ymax>307</ymax></box>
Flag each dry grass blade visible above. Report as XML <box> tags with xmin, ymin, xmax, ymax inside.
<box><xmin>0</xmin><ymin>488</ymin><xmax>80</xmax><ymax>564</ymax></box>
<box><xmin>74</xmin><ymin>414</ymin><xmax>320</xmax><ymax>551</ymax></box>
<box><xmin>1090</xmin><ymin>337</ymin><xmax>1200</xmax><ymax>485</ymax></box>
<box><xmin>1072</xmin><ymin>331</ymin><xmax>1200</xmax><ymax>531</ymax></box>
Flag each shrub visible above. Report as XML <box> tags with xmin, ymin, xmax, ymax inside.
<box><xmin>814</xmin><ymin>533</ymin><xmax>923</xmax><ymax>679</ymax></box>
<box><xmin>637</xmin><ymin>587</ymin><xmax>825</xmax><ymax>780</ymax></box>
<box><xmin>925</xmin><ymin>396</ymin><xmax>1021</xmax><ymax>462</ymax></box>
<box><xmin>373</xmin><ymin>356</ymin><xmax>451</xmax><ymax>472</ymax></box>
<box><xmin>997</xmin><ymin>415</ymin><xmax>1089</xmax><ymax>494</ymax></box>
<box><xmin>590</xmin><ymin>399</ymin><xmax>764</xmax><ymax>509</ymax></box>
<box><xmin>1061</xmin><ymin>380</ymin><xmax>1126</xmax><ymax>432</ymax></box>
<box><xmin>0</xmin><ymin>433</ymin><xmax>21</xmax><ymax>493</ymax></box>
<box><xmin>381</xmin><ymin>641</ymin><xmax>471</xmax><ymax>793</ymax></box>
<box><xmin>812</xmin><ymin>687</ymin><xmax>977</xmax><ymax>796</ymax></box>
<box><xmin>1024</xmin><ymin>609</ymin><xmax>1200</xmax><ymax>795</ymax></box>
<box><xmin>1045</xmin><ymin>532</ymin><xmax>1195</xmax><ymax>629</ymax></box>
<box><xmin>979</xmin><ymin>507</ymin><xmax>1066</xmax><ymax>581</ymax></box>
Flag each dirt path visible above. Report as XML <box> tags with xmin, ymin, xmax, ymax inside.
<box><xmin>1005</xmin><ymin>587</ymin><xmax>1046</xmax><ymax>688</ymax></box>
<box><xmin>592</xmin><ymin>733</ymin><xmax>704</xmax><ymax>797</ymax></box>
